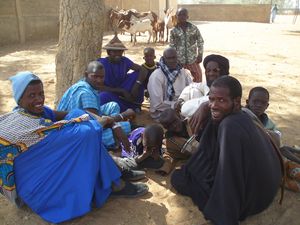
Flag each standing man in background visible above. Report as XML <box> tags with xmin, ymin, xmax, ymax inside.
<box><xmin>270</xmin><ymin>4</ymin><xmax>279</xmax><ymax>23</ymax></box>
<box><xmin>170</xmin><ymin>8</ymin><xmax>204</xmax><ymax>83</ymax></box>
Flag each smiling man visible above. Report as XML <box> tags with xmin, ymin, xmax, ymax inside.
<box><xmin>171</xmin><ymin>76</ymin><xmax>283</xmax><ymax>225</ymax></box>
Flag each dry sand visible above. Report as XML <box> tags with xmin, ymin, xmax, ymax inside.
<box><xmin>0</xmin><ymin>15</ymin><xmax>300</xmax><ymax>225</ymax></box>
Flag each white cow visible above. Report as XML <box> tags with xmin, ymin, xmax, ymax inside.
<box><xmin>118</xmin><ymin>19</ymin><xmax>153</xmax><ymax>44</ymax></box>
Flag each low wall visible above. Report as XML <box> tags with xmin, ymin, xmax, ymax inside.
<box><xmin>0</xmin><ymin>0</ymin><xmax>59</xmax><ymax>46</ymax></box>
<box><xmin>178</xmin><ymin>4</ymin><xmax>272</xmax><ymax>23</ymax></box>
<box><xmin>0</xmin><ymin>0</ymin><xmax>174</xmax><ymax>46</ymax></box>
<box><xmin>0</xmin><ymin>1</ymin><xmax>272</xmax><ymax>46</ymax></box>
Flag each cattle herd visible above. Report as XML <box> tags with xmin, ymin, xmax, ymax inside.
<box><xmin>109</xmin><ymin>8</ymin><xmax>177</xmax><ymax>44</ymax></box>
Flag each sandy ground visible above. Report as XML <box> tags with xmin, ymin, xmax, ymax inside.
<box><xmin>1</xmin><ymin>15</ymin><xmax>300</xmax><ymax>225</ymax></box>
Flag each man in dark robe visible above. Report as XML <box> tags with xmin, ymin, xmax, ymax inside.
<box><xmin>171</xmin><ymin>76</ymin><xmax>282</xmax><ymax>225</ymax></box>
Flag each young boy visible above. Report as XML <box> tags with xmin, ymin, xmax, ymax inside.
<box><xmin>159</xmin><ymin>108</ymin><xmax>197</xmax><ymax>160</ymax></box>
<box><xmin>141</xmin><ymin>47</ymin><xmax>158</xmax><ymax>98</ymax></box>
<box><xmin>246</xmin><ymin>86</ymin><xmax>280</xmax><ymax>134</ymax></box>
<box><xmin>121</xmin><ymin>124</ymin><xmax>165</xmax><ymax>169</ymax></box>
<box><xmin>246</xmin><ymin>86</ymin><xmax>300</xmax><ymax>192</ymax></box>
<box><xmin>154</xmin><ymin>108</ymin><xmax>199</xmax><ymax>176</ymax></box>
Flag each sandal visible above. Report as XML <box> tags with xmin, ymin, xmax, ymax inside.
<box><xmin>121</xmin><ymin>169</ymin><xmax>146</xmax><ymax>181</ymax></box>
<box><xmin>111</xmin><ymin>181</ymin><xmax>149</xmax><ymax>198</ymax></box>
<box><xmin>111</xmin><ymin>156</ymin><xmax>138</xmax><ymax>171</ymax></box>
<box><xmin>137</xmin><ymin>156</ymin><xmax>164</xmax><ymax>169</ymax></box>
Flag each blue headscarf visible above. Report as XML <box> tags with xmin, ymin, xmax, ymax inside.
<box><xmin>9</xmin><ymin>71</ymin><xmax>41</xmax><ymax>104</ymax></box>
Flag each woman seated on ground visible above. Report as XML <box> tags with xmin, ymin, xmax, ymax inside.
<box><xmin>0</xmin><ymin>71</ymin><xmax>148</xmax><ymax>223</ymax></box>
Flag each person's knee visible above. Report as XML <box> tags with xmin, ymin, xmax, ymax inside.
<box><xmin>101</xmin><ymin>101</ymin><xmax>121</xmax><ymax>116</ymax></box>
<box><xmin>171</xmin><ymin>168</ymin><xmax>189</xmax><ymax>195</ymax></box>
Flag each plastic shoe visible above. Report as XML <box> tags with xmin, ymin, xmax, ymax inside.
<box><xmin>137</xmin><ymin>157</ymin><xmax>164</xmax><ymax>169</ymax></box>
<box><xmin>112</xmin><ymin>156</ymin><xmax>138</xmax><ymax>171</ymax></box>
<box><xmin>121</xmin><ymin>169</ymin><xmax>146</xmax><ymax>181</ymax></box>
<box><xmin>111</xmin><ymin>181</ymin><xmax>149</xmax><ymax>198</ymax></box>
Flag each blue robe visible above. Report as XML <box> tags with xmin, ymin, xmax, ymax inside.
<box><xmin>98</xmin><ymin>57</ymin><xmax>144</xmax><ymax>112</ymax></box>
<box><xmin>13</xmin><ymin>109</ymin><xmax>121</xmax><ymax>223</ymax></box>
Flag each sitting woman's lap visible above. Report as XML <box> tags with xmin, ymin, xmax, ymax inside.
<box><xmin>14</xmin><ymin>111</ymin><xmax>121</xmax><ymax>223</ymax></box>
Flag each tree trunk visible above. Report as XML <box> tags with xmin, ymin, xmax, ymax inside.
<box><xmin>55</xmin><ymin>0</ymin><xmax>106</xmax><ymax>105</ymax></box>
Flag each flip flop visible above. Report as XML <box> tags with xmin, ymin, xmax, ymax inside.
<box><xmin>137</xmin><ymin>156</ymin><xmax>164</xmax><ymax>169</ymax></box>
<box><xmin>121</xmin><ymin>169</ymin><xmax>146</xmax><ymax>181</ymax></box>
<box><xmin>111</xmin><ymin>181</ymin><xmax>149</xmax><ymax>198</ymax></box>
<box><xmin>112</xmin><ymin>156</ymin><xmax>138</xmax><ymax>171</ymax></box>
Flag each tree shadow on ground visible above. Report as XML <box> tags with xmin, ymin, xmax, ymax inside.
<box><xmin>284</xmin><ymin>30</ymin><xmax>300</xmax><ymax>36</ymax></box>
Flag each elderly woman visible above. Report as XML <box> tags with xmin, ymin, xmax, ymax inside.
<box><xmin>0</xmin><ymin>72</ymin><xmax>148</xmax><ymax>223</ymax></box>
<box><xmin>175</xmin><ymin>54</ymin><xmax>230</xmax><ymax>118</ymax></box>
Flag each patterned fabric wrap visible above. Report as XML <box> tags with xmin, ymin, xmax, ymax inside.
<box><xmin>121</xmin><ymin>127</ymin><xmax>145</xmax><ymax>158</ymax></box>
<box><xmin>0</xmin><ymin>109</ymin><xmax>89</xmax><ymax>204</ymax></box>
<box><xmin>158</xmin><ymin>57</ymin><xmax>182</xmax><ymax>101</ymax></box>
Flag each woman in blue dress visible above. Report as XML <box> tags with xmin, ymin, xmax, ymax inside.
<box><xmin>0</xmin><ymin>71</ymin><xmax>148</xmax><ymax>223</ymax></box>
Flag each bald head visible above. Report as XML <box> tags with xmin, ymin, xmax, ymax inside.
<box><xmin>163</xmin><ymin>47</ymin><xmax>176</xmax><ymax>57</ymax></box>
<box><xmin>163</xmin><ymin>47</ymin><xmax>178</xmax><ymax>69</ymax></box>
<box><xmin>159</xmin><ymin>108</ymin><xmax>183</xmax><ymax>133</ymax></box>
<box><xmin>86</xmin><ymin>61</ymin><xmax>104</xmax><ymax>74</ymax></box>
<box><xmin>176</xmin><ymin>8</ymin><xmax>188</xmax><ymax>16</ymax></box>
<box><xmin>85</xmin><ymin>61</ymin><xmax>105</xmax><ymax>90</ymax></box>
<box><xmin>176</xmin><ymin>8</ymin><xmax>189</xmax><ymax>25</ymax></box>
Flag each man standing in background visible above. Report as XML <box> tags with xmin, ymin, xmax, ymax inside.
<box><xmin>170</xmin><ymin>8</ymin><xmax>204</xmax><ymax>82</ymax></box>
<box><xmin>270</xmin><ymin>4</ymin><xmax>279</xmax><ymax>23</ymax></box>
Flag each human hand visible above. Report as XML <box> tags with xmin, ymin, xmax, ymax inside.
<box><xmin>135</xmin><ymin>150</ymin><xmax>151</xmax><ymax>163</ymax></box>
<box><xmin>98</xmin><ymin>116</ymin><xmax>114</xmax><ymax>127</ymax></box>
<box><xmin>120</xmin><ymin>108</ymin><xmax>136</xmax><ymax>121</ymax></box>
<box><xmin>189</xmin><ymin>101</ymin><xmax>210</xmax><ymax>134</ymax></box>
<box><xmin>196</xmin><ymin>55</ymin><xmax>203</xmax><ymax>64</ymax></box>
<box><xmin>174</xmin><ymin>99</ymin><xmax>184</xmax><ymax>113</ymax></box>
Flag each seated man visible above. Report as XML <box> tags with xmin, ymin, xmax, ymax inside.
<box><xmin>171</xmin><ymin>76</ymin><xmax>283</xmax><ymax>225</ymax></box>
<box><xmin>58</xmin><ymin>61</ymin><xmax>133</xmax><ymax>152</ymax></box>
<box><xmin>175</xmin><ymin>54</ymin><xmax>230</xmax><ymax>118</ymax></box>
<box><xmin>97</xmin><ymin>35</ymin><xmax>147</xmax><ymax>112</ymax></box>
<box><xmin>147</xmin><ymin>47</ymin><xmax>192</xmax><ymax>120</ymax></box>
<box><xmin>0</xmin><ymin>71</ymin><xmax>148</xmax><ymax>223</ymax></box>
